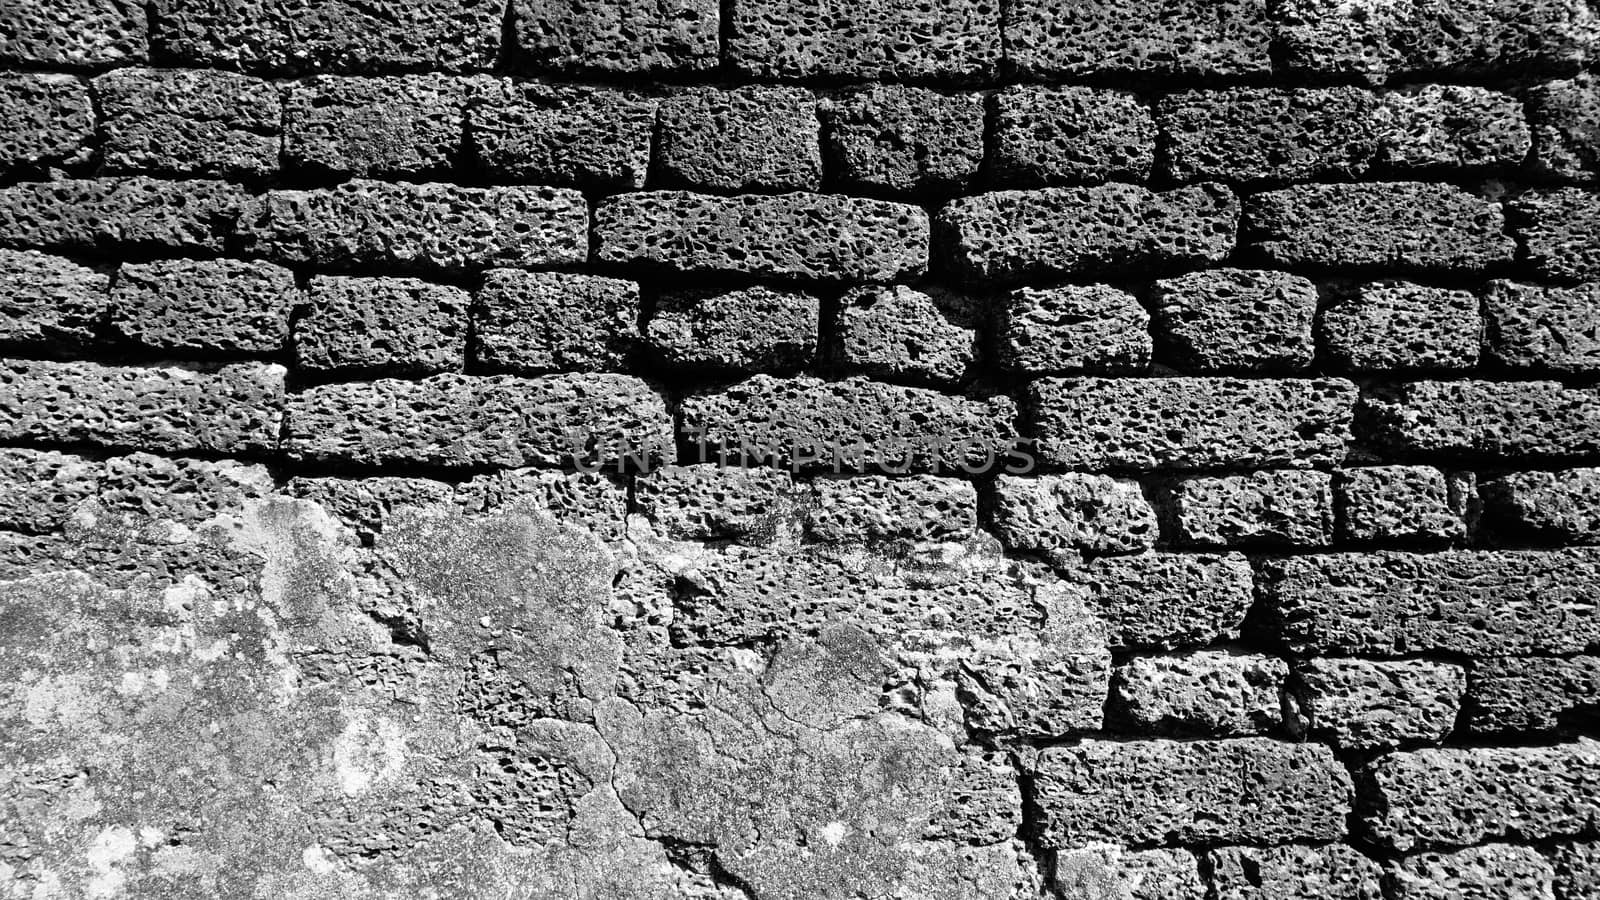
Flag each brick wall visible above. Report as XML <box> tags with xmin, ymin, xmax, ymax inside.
<box><xmin>2</xmin><ymin>1</ymin><xmax>1599</xmax><ymax>898</ymax></box>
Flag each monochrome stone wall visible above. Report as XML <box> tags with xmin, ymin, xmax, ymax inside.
<box><xmin>1</xmin><ymin>0</ymin><xmax>1599</xmax><ymax>897</ymax></box>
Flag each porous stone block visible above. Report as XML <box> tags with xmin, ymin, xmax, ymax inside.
<box><xmin>658</xmin><ymin>86</ymin><xmax>821</xmax><ymax>192</ymax></box>
<box><xmin>646</xmin><ymin>287</ymin><xmax>819</xmax><ymax>373</ymax></box>
<box><xmin>1158</xmin><ymin>87</ymin><xmax>1379</xmax><ymax>183</ymax></box>
<box><xmin>1207</xmin><ymin>844</ymin><xmax>1383</xmax><ymax>900</ymax></box>
<box><xmin>833</xmin><ymin>285</ymin><xmax>977</xmax><ymax>386</ymax></box>
<box><xmin>455</xmin><ymin>468</ymin><xmax>628</xmax><ymax>540</ymax></box>
<box><xmin>1079</xmin><ymin>553</ymin><xmax>1255</xmax><ymax>650</ymax></box>
<box><xmin>512</xmin><ymin>0</ymin><xmax>719</xmax><ymax>74</ymax></box>
<box><xmin>1109</xmin><ymin>652</ymin><xmax>1287</xmax><ymax>737</ymax></box>
<box><xmin>1514</xmin><ymin>188</ymin><xmax>1600</xmax><ymax>282</ymax></box>
<box><xmin>1153</xmin><ymin>268</ymin><xmax>1317</xmax><ymax>371</ymax></box>
<box><xmin>286</xmin><ymin>475</ymin><xmax>456</xmax><ymax>535</ymax></box>
<box><xmin>1</xmin><ymin>0</ymin><xmax>146</xmax><ymax>65</ymax></box>
<box><xmin>939</xmin><ymin>183</ymin><xmax>1237</xmax><ymax>284</ymax></box>
<box><xmin>1480</xmin><ymin>468</ymin><xmax>1600</xmax><ymax>541</ymax></box>
<box><xmin>636</xmin><ymin>465</ymin><xmax>802</xmax><ymax>543</ymax></box>
<box><xmin>296</xmin><ymin>276</ymin><xmax>469</xmax><ymax>375</ymax></box>
<box><xmin>809</xmin><ymin>475</ymin><xmax>978</xmax><ymax>543</ymax></box>
<box><xmin>1006</xmin><ymin>0</ymin><xmax>1272</xmax><ymax>78</ymax></box>
<box><xmin>992</xmin><ymin>474</ymin><xmax>1158</xmax><ymax>554</ymax></box>
<box><xmin>1171</xmin><ymin>470</ymin><xmax>1334</xmax><ymax>548</ymax></box>
<box><xmin>1365</xmin><ymin>380</ymin><xmax>1600</xmax><ymax>458</ymax></box>
<box><xmin>1389</xmin><ymin>844</ymin><xmax>1557</xmax><ymax>900</ymax></box>
<box><xmin>471</xmin><ymin>81</ymin><xmax>657</xmax><ymax>190</ymax></box>
<box><xmin>0</xmin><ymin>74</ymin><xmax>93</xmax><ymax>171</ymax></box>
<box><xmin>1245</xmin><ymin>182</ymin><xmax>1515</xmax><ymax>272</ymax></box>
<box><xmin>1362</xmin><ymin>741</ymin><xmax>1600</xmax><ymax>850</ymax></box>
<box><xmin>1000</xmin><ymin>284</ymin><xmax>1151</xmax><ymax>375</ymax></box>
<box><xmin>1533</xmin><ymin>76</ymin><xmax>1600</xmax><ymax>180</ymax></box>
<box><xmin>992</xmin><ymin>86</ymin><xmax>1155</xmax><ymax>186</ymax></box>
<box><xmin>1032</xmin><ymin>738</ymin><xmax>1350</xmax><ymax>846</ymax></box>
<box><xmin>1464</xmin><ymin>656</ymin><xmax>1600</xmax><ymax>734</ymax></box>
<box><xmin>111</xmin><ymin>258</ymin><xmax>295</xmax><ymax>354</ymax></box>
<box><xmin>596</xmin><ymin>192</ymin><xmax>929</xmax><ymax>282</ymax></box>
<box><xmin>96</xmin><ymin>68</ymin><xmax>280</xmax><ymax>178</ymax></box>
<box><xmin>1485</xmin><ymin>281</ymin><xmax>1600</xmax><ymax>372</ymax></box>
<box><xmin>1028</xmin><ymin>377</ymin><xmax>1356</xmax><ymax>470</ymax></box>
<box><xmin>925</xmin><ymin>749</ymin><xmax>1025</xmax><ymax>845</ymax></box>
<box><xmin>822</xmin><ymin>86</ymin><xmax>985</xmax><ymax>197</ymax></box>
<box><xmin>95</xmin><ymin>452</ymin><xmax>273</xmax><ymax>524</ymax></box>
<box><xmin>1551</xmin><ymin>841</ymin><xmax>1600</xmax><ymax>900</ymax></box>
<box><xmin>152</xmin><ymin>0</ymin><xmax>500</xmax><ymax>72</ymax></box>
<box><xmin>1320</xmin><ymin>281</ymin><xmax>1481</xmax><ymax>372</ymax></box>
<box><xmin>1274</xmin><ymin>0</ymin><xmax>1596</xmax><ymax>82</ymax></box>
<box><xmin>0</xmin><ymin>448</ymin><xmax>101</xmax><ymax>532</ymax></box>
<box><xmin>0</xmin><ymin>249</ymin><xmax>108</xmax><ymax>347</ymax></box>
<box><xmin>1339</xmin><ymin>466</ymin><xmax>1467</xmax><ymax>542</ymax></box>
<box><xmin>242</xmin><ymin>180</ymin><xmax>587</xmax><ymax>272</ymax></box>
<box><xmin>1261</xmin><ymin>549</ymin><xmax>1600</xmax><ymax>656</ymax></box>
<box><xmin>0</xmin><ymin>178</ymin><xmax>248</xmax><ymax>254</ymax></box>
<box><xmin>284</xmin><ymin>75</ymin><xmax>476</xmax><ymax>177</ymax></box>
<box><xmin>285</xmin><ymin>373</ymin><xmax>671</xmax><ymax>468</ymax></box>
<box><xmin>1051</xmin><ymin>846</ymin><xmax>1204</xmax><ymax>900</ymax></box>
<box><xmin>729</xmin><ymin>0</ymin><xmax>1000</xmax><ymax>81</ymax></box>
<box><xmin>1293</xmin><ymin>659</ymin><xmax>1465</xmax><ymax>749</ymax></box>
<box><xmin>474</xmin><ymin>270</ymin><xmax>639</xmax><ymax>375</ymax></box>
<box><xmin>0</xmin><ymin>359</ymin><xmax>284</xmax><ymax>454</ymax></box>
<box><xmin>1381</xmin><ymin>84</ymin><xmax>1531</xmax><ymax>171</ymax></box>
<box><xmin>680</xmin><ymin>376</ymin><xmax>1016</xmax><ymax>474</ymax></box>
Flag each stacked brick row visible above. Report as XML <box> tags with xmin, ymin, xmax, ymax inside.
<box><xmin>3</xmin><ymin>1</ymin><xmax>1600</xmax><ymax>899</ymax></box>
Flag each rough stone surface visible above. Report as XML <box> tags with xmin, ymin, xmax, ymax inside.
<box><xmin>111</xmin><ymin>258</ymin><xmax>296</xmax><ymax>354</ymax></box>
<box><xmin>471</xmin><ymin>81</ymin><xmax>657</xmax><ymax>190</ymax></box>
<box><xmin>1320</xmin><ymin>281</ymin><xmax>1482</xmax><ymax>372</ymax></box>
<box><xmin>1153</xmin><ymin>268</ymin><xmax>1318</xmax><ymax>372</ymax></box>
<box><xmin>153</xmin><ymin>0</ymin><xmax>501</xmax><ymax>71</ymax></box>
<box><xmin>0</xmin><ymin>447</ymin><xmax>102</xmax><ymax>533</ymax></box>
<box><xmin>285</xmin><ymin>373</ymin><xmax>672</xmax><ymax>468</ymax></box>
<box><xmin>822</xmin><ymin>86</ymin><xmax>986</xmax><ymax>197</ymax></box>
<box><xmin>1171</xmin><ymin>470</ymin><xmax>1334</xmax><ymax>548</ymax></box>
<box><xmin>1480</xmin><ymin>468</ymin><xmax>1600</xmax><ymax>541</ymax></box>
<box><xmin>1000</xmin><ymin>284</ymin><xmax>1151</xmax><ymax>376</ymax></box>
<box><xmin>1389</xmin><ymin>844</ymin><xmax>1557</xmax><ymax>899</ymax></box>
<box><xmin>1381</xmin><ymin>84</ymin><xmax>1531</xmax><ymax>171</ymax></box>
<box><xmin>1078</xmin><ymin>553</ymin><xmax>1255</xmax><ymax>650</ymax></box>
<box><xmin>1246</xmin><ymin>182</ymin><xmax>1515</xmax><ymax>272</ymax></box>
<box><xmin>833</xmin><ymin>285</ymin><xmax>977</xmax><ymax>386</ymax></box>
<box><xmin>1292</xmin><ymin>659</ymin><xmax>1466</xmax><ymax>749</ymax></box>
<box><xmin>1159</xmin><ymin>87</ymin><xmax>1380</xmax><ymax>184</ymax></box>
<box><xmin>284</xmin><ymin>74</ymin><xmax>475</xmax><ymax>177</ymax></box>
<box><xmin>1365</xmin><ymin>380</ymin><xmax>1600</xmax><ymax>459</ymax></box>
<box><xmin>1207</xmin><ymin>844</ymin><xmax>1383</xmax><ymax>900</ymax></box>
<box><xmin>0</xmin><ymin>248</ymin><xmax>109</xmax><ymax>347</ymax></box>
<box><xmin>242</xmin><ymin>180</ymin><xmax>588</xmax><ymax>272</ymax></box>
<box><xmin>0</xmin><ymin>177</ymin><xmax>249</xmax><ymax>254</ymax></box>
<box><xmin>296</xmin><ymin>275</ymin><xmax>469</xmax><ymax>375</ymax></box>
<box><xmin>1533</xmin><ymin>76</ymin><xmax>1600</xmax><ymax>180</ymax></box>
<box><xmin>1028</xmin><ymin>377</ymin><xmax>1356</xmax><ymax>470</ymax></box>
<box><xmin>0</xmin><ymin>73</ymin><xmax>93</xmax><ymax>172</ymax></box>
<box><xmin>2</xmin><ymin>0</ymin><xmax>146</xmax><ymax>65</ymax></box>
<box><xmin>992</xmin><ymin>474</ymin><xmax>1158</xmax><ymax>554</ymax></box>
<box><xmin>0</xmin><ymin>359</ymin><xmax>284</xmax><ymax>454</ymax></box>
<box><xmin>513</xmin><ymin>0</ymin><xmax>720</xmax><ymax>74</ymax></box>
<box><xmin>1514</xmin><ymin>188</ymin><xmax>1600</xmax><ymax>282</ymax></box>
<box><xmin>809</xmin><ymin>475</ymin><xmax>978</xmax><ymax>543</ymax></box>
<box><xmin>1006</xmin><ymin>0</ymin><xmax>1272</xmax><ymax>78</ymax></box>
<box><xmin>646</xmin><ymin>287</ymin><xmax>820</xmax><ymax>373</ymax></box>
<box><xmin>97</xmin><ymin>67</ymin><xmax>280</xmax><ymax>178</ymax></box>
<box><xmin>1484</xmin><ymin>281</ymin><xmax>1600</xmax><ymax>372</ymax></box>
<box><xmin>939</xmin><ymin>183</ymin><xmax>1238</xmax><ymax>284</ymax></box>
<box><xmin>1362</xmin><ymin>741</ymin><xmax>1600</xmax><ymax>851</ymax></box>
<box><xmin>1261</xmin><ymin>549</ymin><xmax>1600</xmax><ymax>656</ymax></box>
<box><xmin>728</xmin><ymin>0</ymin><xmax>1001</xmax><ymax>81</ymax></box>
<box><xmin>658</xmin><ymin>86</ymin><xmax>822</xmax><ymax>193</ymax></box>
<box><xmin>1339</xmin><ymin>466</ymin><xmax>1468</xmax><ymax>543</ymax></box>
<box><xmin>1464</xmin><ymin>656</ymin><xmax>1600</xmax><ymax>734</ymax></box>
<box><xmin>636</xmin><ymin>465</ymin><xmax>803</xmax><ymax>544</ymax></box>
<box><xmin>596</xmin><ymin>192</ymin><xmax>929</xmax><ymax>282</ymax></box>
<box><xmin>1032</xmin><ymin>738</ymin><xmax>1351</xmax><ymax>847</ymax></box>
<box><xmin>1051</xmin><ymin>845</ymin><xmax>1204</xmax><ymax>900</ymax></box>
<box><xmin>1552</xmin><ymin>842</ymin><xmax>1600</xmax><ymax>900</ymax></box>
<box><xmin>992</xmin><ymin>86</ymin><xmax>1155</xmax><ymax>187</ymax></box>
<box><xmin>681</xmin><ymin>376</ymin><xmax>1017</xmax><ymax>474</ymax></box>
<box><xmin>474</xmin><ymin>270</ymin><xmax>639</xmax><ymax>375</ymax></box>
<box><xmin>1109</xmin><ymin>652</ymin><xmax>1288</xmax><ymax>737</ymax></box>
